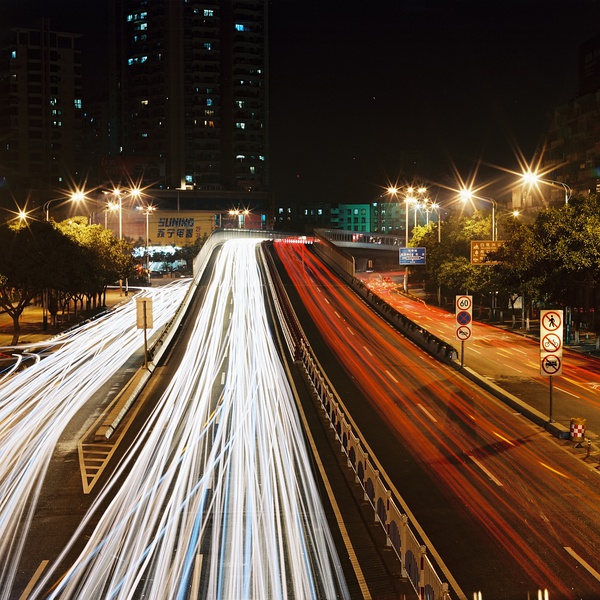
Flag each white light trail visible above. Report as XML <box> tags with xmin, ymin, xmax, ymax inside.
<box><xmin>0</xmin><ymin>280</ymin><xmax>191</xmax><ymax>597</ymax></box>
<box><xmin>36</xmin><ymin>240</ymin><xmax>349</xmax><ymax>600</ymax></box>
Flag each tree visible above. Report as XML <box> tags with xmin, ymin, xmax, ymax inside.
<box><xmin>0</xmin><ymin>220</ymin><xmax>80</xmax><ymax>344</ymax></box>
<box><xmin>411</xmin><ymin>210</ymin><xmax>494</xmax><ymax>307</ymax></box>
<box><xmin>57</xmin><ymin>217</ymin><xmax>136</xmax><ymax>309</ymax></box>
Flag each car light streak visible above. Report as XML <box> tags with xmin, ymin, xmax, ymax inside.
<box><xmin>34</xmin><ymin>240</ymin><xmax>349</xmax><ymax>600</ymax></box>
<box><xmin>0</xmin><ymin>280</ymin><xmax>191</xmax><ymax>598</ymax></box>
<box><xmin>276</xmin><ymin>242</ymin><xmax>600</xmax><ymax>598</ymax></box>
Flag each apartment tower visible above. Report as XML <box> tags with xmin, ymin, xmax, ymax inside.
<box><xmin>108</xmin><ymin>0</ymin><xmax>268</xmax><ymax>192</ymax></box>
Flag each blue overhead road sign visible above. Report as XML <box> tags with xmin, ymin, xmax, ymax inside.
<box><xmin>400</xmin><ymin>247</ymin><xmax>426</xmax><ymax>265</ymax></box>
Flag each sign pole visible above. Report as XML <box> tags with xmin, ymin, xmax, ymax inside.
<box><xmin>549</xmin><ymin>375</ymin><xmax>553</xmax><ymax>423</ymax></box>
<box><xmin>540</xmin><ymin>309</ymin><xmax>563</xmax><ymax>423</ymax></box>
<box><xmin>455</xmin><ymin>295</ymin><xmax>473</xmax><ymax>368</ymax></box>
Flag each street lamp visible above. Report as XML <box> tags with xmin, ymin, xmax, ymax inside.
<box><xmin>521</xmin><ymin>171</ymin><xmax>571</xmax><ymax>205</ymax></box>
<box><xmin>459</xmin><ymin>189</ymin><xmax>497</xmax><ymax>241</ymax></box>
<box><xmin>44</xmin><ymin>189</ymin><xmax>87</xmax><ymax>221</ymax></box>
<box><xmin>387</xmin><ymin>185</ymin><xmax>427</xmax><ymax>246</ymax></box>
<box><xmin>137</xmin><ymin>204</ymin><xmax>156</xmax><ymax>275</ymax></box>
<box><xmin>229</xmin><ymin>207</ymin><xmax>249</xmax><ymax>228</ymax></box>
<box><xmin>494</xmin><ymin>210</ymin><xmax>520</xmax><ymax>240</ymax></box>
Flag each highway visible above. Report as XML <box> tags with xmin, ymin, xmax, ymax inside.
<box><xmin>274</xmin><ymin>241</ymin><xmax>600</xmax><ymax>600</ymax></box>
<box><xmin>10</xmin><ymin>239</ymin><xmax>349</xmax><ymax>600</ymax></box>
<box><xmin>360</xmin><ymin>273</ymin><xmax>600</xmax><ymax>436</ymax></box>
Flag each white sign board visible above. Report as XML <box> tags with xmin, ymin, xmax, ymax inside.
<box><xmin>540</xmin><ymin>309</ymin><xmax>562</xmax><ymax>377</ymax></box>
<box><xmin>136</xmin><ymin>297</ymin><xmax>154</xmax><ymax>329</ymax></box>
<box><xmin>455</xmin><ymin>295</ymin><xmax>473</xmax><ymax>341</ymax></box>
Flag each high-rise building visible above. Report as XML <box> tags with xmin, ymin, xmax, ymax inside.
<box><xmin>107</xmin><ymin>0</ymin><xmax>269</xmax><ymax>193</ymax></box>
<box><xmin>0</xmin><ymin>20</ymin><xmax>84</xmax><ymax>192</ymax></box>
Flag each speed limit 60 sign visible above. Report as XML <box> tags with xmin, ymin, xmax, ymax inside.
<box><xmin>455</xmin><ymin>295</ymin><xmax>473</xmax><ymax>341</ymax></box>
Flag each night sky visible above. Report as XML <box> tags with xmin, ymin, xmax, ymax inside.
<box><xmin>3</xmin><ymin>0</ymin><xmax>600</xmax><ymax>204</ymax></box>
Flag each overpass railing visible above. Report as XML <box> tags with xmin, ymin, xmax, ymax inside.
<box><xmin>262</xmin><ymin>241</ymin><xmax>456</xmax><ymax>600</ymax></box>
<box><xmin>311</xmin><ymin>232</ymin><xmax>457</xmax><ymax>364</ymax></box>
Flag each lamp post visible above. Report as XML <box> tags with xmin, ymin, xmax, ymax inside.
<box><xmin>522</xmin><ymin>171</ymin><xmax>571</xmax><ymax>205</ymax></box>
<box><xmin>494</xmin><ymin>210</ymin><xmax>520</xmax><ymax>241</ymax></box>
<box><xmin>387</xmin><ymin>185</ymin><xmax>427</xmax><ymax>246</ymax></box>
<box><xmin>137</xmin><ymin>204</ymin><xmax>156</xmax><ymax>276</ymax></box>
<box><xmin>460</xmin><ymin>189</ymin><xmax>497</xmax><ymax>241</ymax></box>
<box><xmin>229</xmin><ymin>207</ymin><xmax>249</xmax><ymax>228</ymax></box>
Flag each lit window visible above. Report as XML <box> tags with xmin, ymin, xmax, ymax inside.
<box><xmin>141</xmin><ymin>99</ymin><xmax>148</xmax><ymax>105</ymax></box>
<box><xmin>204</xmin><ymin>42</ymin><xmax>211</xmax><ymax>50</ymax></box>
<box><xmin>206</xmin><ymin>98</ymin><xmax>213</xmax><ymax>106</ymax></box>
<box><xmin>74</xmin><ymin>99</ymin><xmax>82</xmax><ymax>109</ymax></box>
<box><xmin>236</xmin><ymin>154</ymin><xmax>246</xmax><ymax>160</ymax></box>
<box><xmin>236</xmin><ymin>122</ymin><xmax>246</xmax><ymax>129</ymax></box>
<box><xmin>236</xmin><ymin>100</ymin><xmax>244</xmax><ymax>108</ymax></box>
<box><xmin>11</xmin><ymin>50</ymin><xmax>16</xmax><ymax>59</ymax></box>
<box><xmin>250</xmin><ymin>166</ymin><xmax>255</xmax><ymax>174</ymax></box>
<box><xmin>235</xmin><ymin>23</ymin><xmax>247</xmax><ymax>32</ymax></box>
<box><xmin>204</xmin><ymin>9</ymin><xmax>214</xmax><ymax>16</ymax></box>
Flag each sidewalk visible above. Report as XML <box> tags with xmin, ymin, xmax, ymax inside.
<box><xmin>0</xmin><ymin>288</ymin><xmax>129</xmax><ymax>348</ymax></box>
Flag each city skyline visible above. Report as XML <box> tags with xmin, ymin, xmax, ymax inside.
<box><xmin>2</xmin><ymin>0</ymin><xmax>600</xmax><ymax>206</ymax></box>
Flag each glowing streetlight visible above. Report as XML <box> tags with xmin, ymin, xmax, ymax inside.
<box><xmin>521</xmin><ymin>171</ymin><xmax>571</xmax><ymax>204</ymax></box>
<box><xmin>460</xmin><ymin>188</ymin><xmax>497</xmax><ymax>241</ymax></box>
<box><xmin>388</xmin><ymin>185</ymin><xmax>427</xmax><ymax>246</ymax></box>
<box><xmin>229</xmin><ymin>207</ymin><xmax>249</xmax><ymax>229</ymax></box>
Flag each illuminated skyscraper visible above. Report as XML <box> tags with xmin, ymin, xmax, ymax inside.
<box><xmin>108</xmin><ymin>0</ymin><xmax>268</xmax><ymax>192</ymax></box>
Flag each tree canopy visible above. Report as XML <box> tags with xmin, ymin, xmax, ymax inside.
<box><xmin>0</xmin><ymin>218</ymin><xmax>136</xmax><ymax>344</ymax></box>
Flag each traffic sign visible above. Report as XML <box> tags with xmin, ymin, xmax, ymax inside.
<box><xmin>541</xmin><ymin>353</ymin><xmax>562</xmax><ymax>377</ymax></box>
<box><xmin>457</xmin><ymin>311</ymin><xmax>472</xmax><ymax>326</ymax></box>
<box><xmin>399</xmin><ymin>247</ymin><xmax>426</xmax><ymax>265</ymax></box>
<box><xmin>541</xmin><ymin>310</ymin><xmax>562</xmax><ymax>332</ymax></box>
<box><xmin>540</xmin><ymin>309</ymin><xmax>563</xmax><ymax>357</ymax></box>
<box><xmin>541</xmin><ymin>333</ymin><xmax>562</xmax><ymax>352</ymax></box>
<box><xmin>456</xmin><ymin>295</ymin><xmax>472</xmax><ymax>311</ymax></box>
<box><xmin>455</xmin><ymin>295</ymin><xmax>473</xmax><ymax>342</ymax></box>
<box><xmin>456</xmin><ymin>326</ymin><xmax>472</xmax><ymax>340</ymax></box>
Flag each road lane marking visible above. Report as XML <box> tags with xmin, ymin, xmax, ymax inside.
<box><xmin>564</xmin><ymin>547</ymin><xmax>600</xmax><ymax>583</ymax></box>
<box><xmin>418</xmin><ymin>403</ymin><xmax>438</xmax><ymax>423</ymax></box>
<box><xmin>492</xmin><ymin>431</ymin><xmax>515</xmax><ymax>447</ymax></box>
<box><xmin>385</xmin><ymin>370</ymin><xmax>399</xmax><ymax>384</ymax></box>
<box><xmin>346</xmin><ymin>326</ymin><xmax>354</xmax><ymax>335</ymax></box>
<box><xmin>468</xmin><ymin>455</ymin><xmax>503</xmax><ymax>486</ymax></box>
<box><xmin>334</xmin><ymin>310</ymin><xmax>342</xmax><ymax>319</ymax></box>
<box><xmin>19</xmin><ymin>560</ymin><xmax>49</xmax><ymax>600</ymax></box>
<box><xmin>505</xmin><ymin>363</ymin><xmax>524</xmax><ymax>373</ymax></box>
<box><xmin>539</xmin><ymin>462</ymin><xmax>569</xmax><ymax>479</ymax></box>
<box><xmin>362</xmin><ymin>345</ymin><xmax>373</xmax><ymax>357</ymax></box>
<box><xmin>554</xmin><ymin>386</ymin><xmax>579</xmax><ymax>398</ymax></box>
